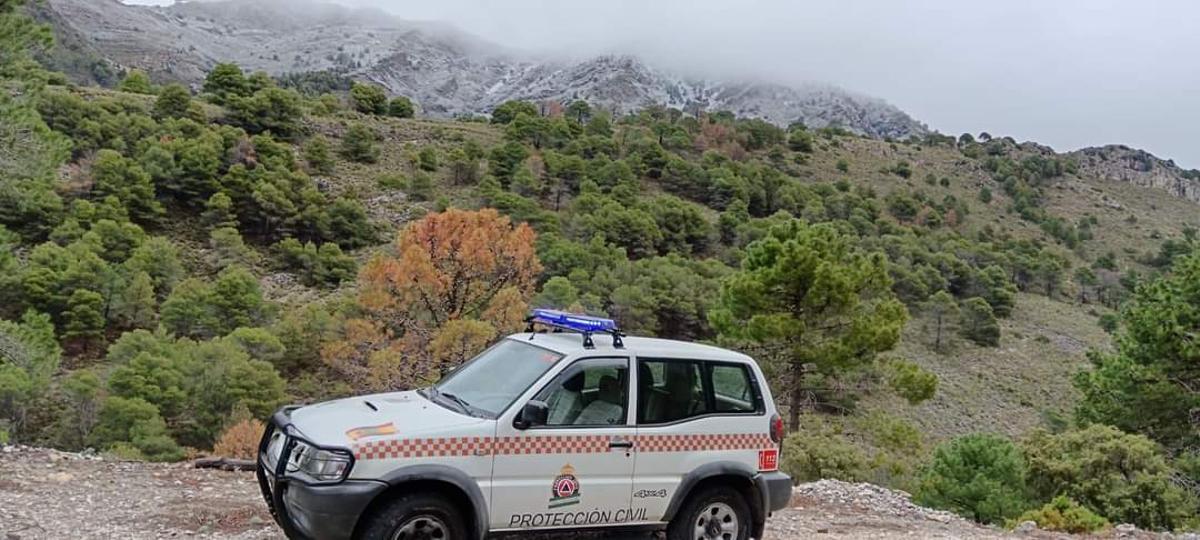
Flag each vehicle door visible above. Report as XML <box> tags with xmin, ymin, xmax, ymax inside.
<box><xmin>490</xmin><ymin>356</ymin><xmax>639</xmax><ymax>531</ymax></box>
<box><xmin>631</xmin><ymin>357</ymin><xmax>772</xmax><ymax>521</ymax></box>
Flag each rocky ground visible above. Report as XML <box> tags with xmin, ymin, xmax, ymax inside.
<box><xmin>0</xmin><ymin>446</ymin><xmax>1182</xmax><ymax>539</ymax></box>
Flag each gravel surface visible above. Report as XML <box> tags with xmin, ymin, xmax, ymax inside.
<box><xmin>0</xmin><ymin>446</ymin><xmax>1181</xmax><ymax>539</ymax></box>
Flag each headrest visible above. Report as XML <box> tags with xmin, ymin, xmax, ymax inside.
<box><xmin>598</xmin><ymin>375</ymin><xmax>620</xmax><ymax>402</ymax></box>
<box><xmin>562</xmin><ymin>371</ymin><xmax>586</xmax><ymax>392</ymax></box>
<box><xmin>638</xmin><ymin>362</ymin><xmax>655</xmax><ymax>386</ymax></box>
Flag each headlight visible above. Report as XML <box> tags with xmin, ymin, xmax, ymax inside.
<box><xmin>286</xmin><ymin>441</ymin><xmax>353</xmax><ymax>483</ymax></box>
<box><xmin>263</xmin><ymin>431</ymin><xmax>286</xmax><ymax>470</ymax></box>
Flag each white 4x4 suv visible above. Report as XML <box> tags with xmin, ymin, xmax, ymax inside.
<box><xmin>257</xmin><ymin>310</ymin><xmax>792</xmax><ymax>540</ymax></box>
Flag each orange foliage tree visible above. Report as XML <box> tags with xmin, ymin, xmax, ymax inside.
<box><xmin>322</xmin><ymin>209</ymin><xmax>542</xmax><ymax>392</ymax></box>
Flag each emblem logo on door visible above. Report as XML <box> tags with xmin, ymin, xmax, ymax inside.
<box><xmin>549</xmin><ymin>464</ymin><xmax>581</xmax><ymax>508</ymax></box>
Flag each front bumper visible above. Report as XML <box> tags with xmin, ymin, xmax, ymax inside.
<box><xmin>256</xmin><ymin>407</ymin><xmax>387</xmax><ymax>540</ymax></box>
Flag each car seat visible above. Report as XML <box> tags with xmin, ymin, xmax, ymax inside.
<box><xmin>575</xmin><ymin>374</ymin><xmax>624</xmax><ymax>425</ymax></box>
<box><xmin>546</xmin><ymin>371</ymin><xmax>585</xmax><ymax>425</ymax></box>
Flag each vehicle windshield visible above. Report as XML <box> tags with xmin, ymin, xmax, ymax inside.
<box><xmin>430</xmin><ymin>339</ymin><xmax>563</xmax><ymax>418</ymax></box>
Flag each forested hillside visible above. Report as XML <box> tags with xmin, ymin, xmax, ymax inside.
<box><xmin>1</xmin><ymin>0</ymin><xmax>1198</xmax><ymax>532</ymax></box>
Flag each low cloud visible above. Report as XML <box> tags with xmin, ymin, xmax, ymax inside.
<box><xmin>132</xmin><ymin>0</ymin><xmax>1200</xmax><ymax>167</ymax></box>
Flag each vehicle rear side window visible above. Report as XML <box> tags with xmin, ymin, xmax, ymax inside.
<box><xmin>637</xmin><ymin>359</ymin><xmax>709</xmax><ymax>424</ymax></box>
<box><xmin>638</xmin><ymin>358</ymin><xmax>761</xmax><ymax>425</ymax></box>
<box><xmin>711</xmin><ymin>363</ymin><xmax>756</xmax><ymax>413</ymax></box>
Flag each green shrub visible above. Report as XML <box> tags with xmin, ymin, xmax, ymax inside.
<box><xmin>153</xmin><ymin>84</ymin><xmax>193</xmax><ymax>121</ymax></box>
<box><xmin>1013</xmin><ymin>496</ymin><xmax>1108</xmax><ymax>534</ymax></box>
<box><xmin>350</xmin><ymin>82</ymin><xmax>388</xmax><ymax>115</ymax></box>
<box><xmin>886</xmin><ymin>360</ymin><xmax>938</xmax><ymax>405</ymax></box>
<box><xmin>378</xmin><ymin>173</ymin><xmax>406</xmax><ymax>190</ymax></box>
<box><xmin>118</xmin><ymin>69</ymin><xmax>155</xmax><ymax>95</ymax></box>
<box><xmin>781</xmin><ymin>427</ymin><xmax>868</xmax><ymax>483</ymax></box>
<box><xmin>341</xmin><ymin>123</ymin><xmax>379</xmax><ymax>164</ymax></box>
<box><xmin>90</xmin><ymin>396</ymin><xmax>184</xmax><ymax>462</ymax></box>
<box><xmin>303</xmin><ymin>135</ymin><xmax>335</xmax><ymax>175</ymax></box>
<box><xmin>1022</xmin><ymin>425</ymin><xmax>1194</xmax><ymax>530</ymax></box>
<box><xmin>914</xmin><ymin>433</ymin><xmax>1029</xmax><ymax>524</ymax></box>
<box><xmin>960</xmin><ymin>297</ymin><xmax>1000</xmax><ymax>346</ymax></box>
<box><xmin>408</xmin><ymin>171</ymin><xmax>434</xmax><ymax>201</ymax></box>
<box><xmin>418</xmin><ymin>147</ymin><xmax>439</xmax><ymax>172</ymax></box>
<box><xmin>1097</xmin><ymin>313</ymin><xmax>1118</xmax><ymax>334</ymax></box>
<box><xmin>388</xmin><ymin>96</ymin><xmax>415</xmax><ymax>118</ymax></box>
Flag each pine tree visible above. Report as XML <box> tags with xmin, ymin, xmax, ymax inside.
<box><xmin>115</xmin><ymin>271</ymin><xmax>157</xmax><ymax>329</ymax></box>
<box><xmin>922</xmin><ymin>290</ymin><xmax>959</xmax><ymax>351</ymax></box>
<box><xmin>349</xmin><ymin>82</ymin><xmax>388</xmax><ymax>115</ymax></box>
<box><xmin>710</xmin><ymin>220</ymin><xmax>908</xmax><ymax>430</ymax></box>
<box><xmin>566</xmin><ymin>100</ymin><xmax>592</xmax><ymax>124</ymax></box>
<box><xmin>201</xmin><ymin>192</ymin><xmax>237</xmax><ymax>230</ymax></box>
<box><xmin>153</xmin><ymin>84</ymin><xmax>193</xmax><ymax>120</ymax></box>
<box><xmin>388</xmin><ymin>96</ymin><xmax>415</xmax><ymax>118</ymax></box>
<box><xmin>203</xmin><ymin>63</ymin><xmax>248</xmax><ymax>105</ymax></box>
<box><xmin>90</xmin><ymin>150</ymin><xmax>162</xmax><ymax>223</ymax></box>
<box><xmin>64</xmin><ymin>289</ymin><xmax>105</xmax><ymax>347</ymax></box>
<box><xmin>118</xmin><ymin>70</ymin><xmax>154</xmax><ymax>95</ymax></box>
<box><xmin>303</xmin><ymin>135</ymin><xmax>335</xmax><ymax>175</ymax></box>
<box><xmin>1076</xmin><ymin>250</ymin><xmax>1200</xmax><ymax>450</ymax></box>
<box><xmin>340</xmin><ymin>123</ymin><xmax>379</xmax><ymax>164</ymax></box>
<box><xmin>207</xmin><ymin>227</ymin><xmax>260</xmax><ymax>269</ymax></box>
<box><xmin>960</xmin><ymin>297</ymin><xmax>1000</xmax><ymax>346</ymax></box>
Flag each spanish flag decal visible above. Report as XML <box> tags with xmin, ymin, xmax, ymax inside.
<box><xmin>346</xmin><ymin>423</ymin><xmax>398</xmax><ymax>441</ymax></box>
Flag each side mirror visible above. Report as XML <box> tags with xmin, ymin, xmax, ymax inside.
<box><xmin>515</xmin><ymin>400</ymin><xmax>549</xmax><ymax>430</ymax></box>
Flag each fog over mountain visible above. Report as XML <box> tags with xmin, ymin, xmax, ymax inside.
<box><xmin>129</xmin><ymin>0</ymin><xmax>1200</xmax><ymax>168</ymax></box>
<box><xmin>51</xmin><ymin>0</ymin><xmax>927</xmax><ymax>138</ymax></box>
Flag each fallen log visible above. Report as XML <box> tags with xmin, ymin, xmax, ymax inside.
<box><xmin>193</xmin><ymin>457</ymin><xmax>256</xmax><ymax>471</ymax></box>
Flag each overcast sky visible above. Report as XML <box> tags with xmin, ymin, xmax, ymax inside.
<box><xmin>137</xmin><ymin>0</ymin><xmax>1200</xmax><ymax>167</ymax></box>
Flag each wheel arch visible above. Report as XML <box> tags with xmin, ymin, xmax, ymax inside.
<box><xmin>664</xmin><ymin>461</ymin><xmax>766</xmax><ymax>539</ymax></box>
<box><xmin>354</xmin><ymin>464</ymin><xmax>489</xmax><ymax>540</ymax></box>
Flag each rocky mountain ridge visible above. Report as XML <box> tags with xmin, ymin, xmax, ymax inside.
<box><xmin>37</xmin><ymin>0</ymin><xmax>928</xmax><ymax>139</ymax></box>
<box><xmin>1070</xmin><ymin>145</ymin><xmax>1200</xmax><ymax>205</ymax></box>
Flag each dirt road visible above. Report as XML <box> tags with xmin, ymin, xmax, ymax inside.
<box><xmin>0</xmin><ymin>446</ymin><xmax>1144</xmax><ymax>539</ymax></box>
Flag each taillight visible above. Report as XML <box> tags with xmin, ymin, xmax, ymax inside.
<box><xmin>769</xmin><ymin>413</ymin><xmax>785</xmax><ymax>445</ymax></box>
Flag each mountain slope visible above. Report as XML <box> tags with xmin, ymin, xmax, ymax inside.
<box><xmin>38</xmin><ymin>0</ymin><xmax>927</xmax><ymax>138</ymax></box>
<box><xmin>1070</xmin><ymin>144</ymin><xmax>1200</xmax><ymax>205</ymax></box>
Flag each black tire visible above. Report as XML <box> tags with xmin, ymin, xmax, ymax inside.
<box><xmin>357</xmin><ymin>491</ymin><xmax>468</xmax><ymax>540</ymax></box>
<box><xmin>667</xmin><ymin>485</ymin><xmax>751</xmax><ymax>540</ymax></box>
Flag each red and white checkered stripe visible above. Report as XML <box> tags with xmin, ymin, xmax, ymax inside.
<box><xmin>354</xmin><ymin>436</ymin><xmax>492</xmax><ymax>460</ymax></box>
<box><xmin>353</xmin><ymin>432</ymin><xmax>775</xmax><ymax>461</ymax></box>
<box><xmin>636</xmin><ymin>433</ymin><xmax>773</xmax><ymax>453</ymax></box>
<box><xmin>492</xmin><ymin>435</ymin><xmax>612</xmax><ymax>455</ymax></box>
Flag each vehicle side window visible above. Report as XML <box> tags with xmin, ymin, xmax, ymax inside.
<box><xmin>537</xmin><ymin>358</ymin><xmax>628</xmax><ymax>427</ymax></box>
<box><xmin>637</xmin><ymin>359</ymin><xmax>710</xmax><ymax>424</ymax></box>
<box><xmin>710</xmin><ymin>363</ymin><xmax>756</xmax><ymax>413</ymax></box>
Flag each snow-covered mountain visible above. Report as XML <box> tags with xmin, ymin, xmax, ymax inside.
<box><xmin>38</xmin><ymin>0</ymin><xmax>928</xmax><ymax>138</ymax></box>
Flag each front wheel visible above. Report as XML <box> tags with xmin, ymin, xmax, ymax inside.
<box><xmin>357</xmin><ymin>492</ymin><xmax>468</xmax><ymax>540</ymax></box>
<box><xmin>667</xmin><ymin>485</ymin><xmax>751</xmax><ymax>540</ymax></box>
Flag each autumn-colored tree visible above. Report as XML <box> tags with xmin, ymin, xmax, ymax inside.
<box><xmin>323</xmin><ymin>209</ymin><xmax>541</xmax><ymax>392</ymax></box>
<box><xmin>212</xmin><ymin>407</ymin><xmax>264</xmax><ymax>459</ymax></box>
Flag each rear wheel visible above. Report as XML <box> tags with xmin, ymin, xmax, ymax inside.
<box><xmin>667</xmin><ymin>485</ymin><xmax>751</xmax><ymax>540</ymax></box>
<box><xmin>357</xmin><ymin>492</ymin><xmax>468</xmax><ymax>540</ymax></box>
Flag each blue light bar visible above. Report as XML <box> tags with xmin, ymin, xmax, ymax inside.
<box><xmin>529</xmin><ymin>309</ymin><xmax>618</xmax><ymax>333</ymax></box>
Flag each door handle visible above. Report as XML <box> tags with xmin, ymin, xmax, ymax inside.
<box><xmin>609</xmin><ymin>439</ymin><xmax>634</xmax><ymax>449</ymax></box>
